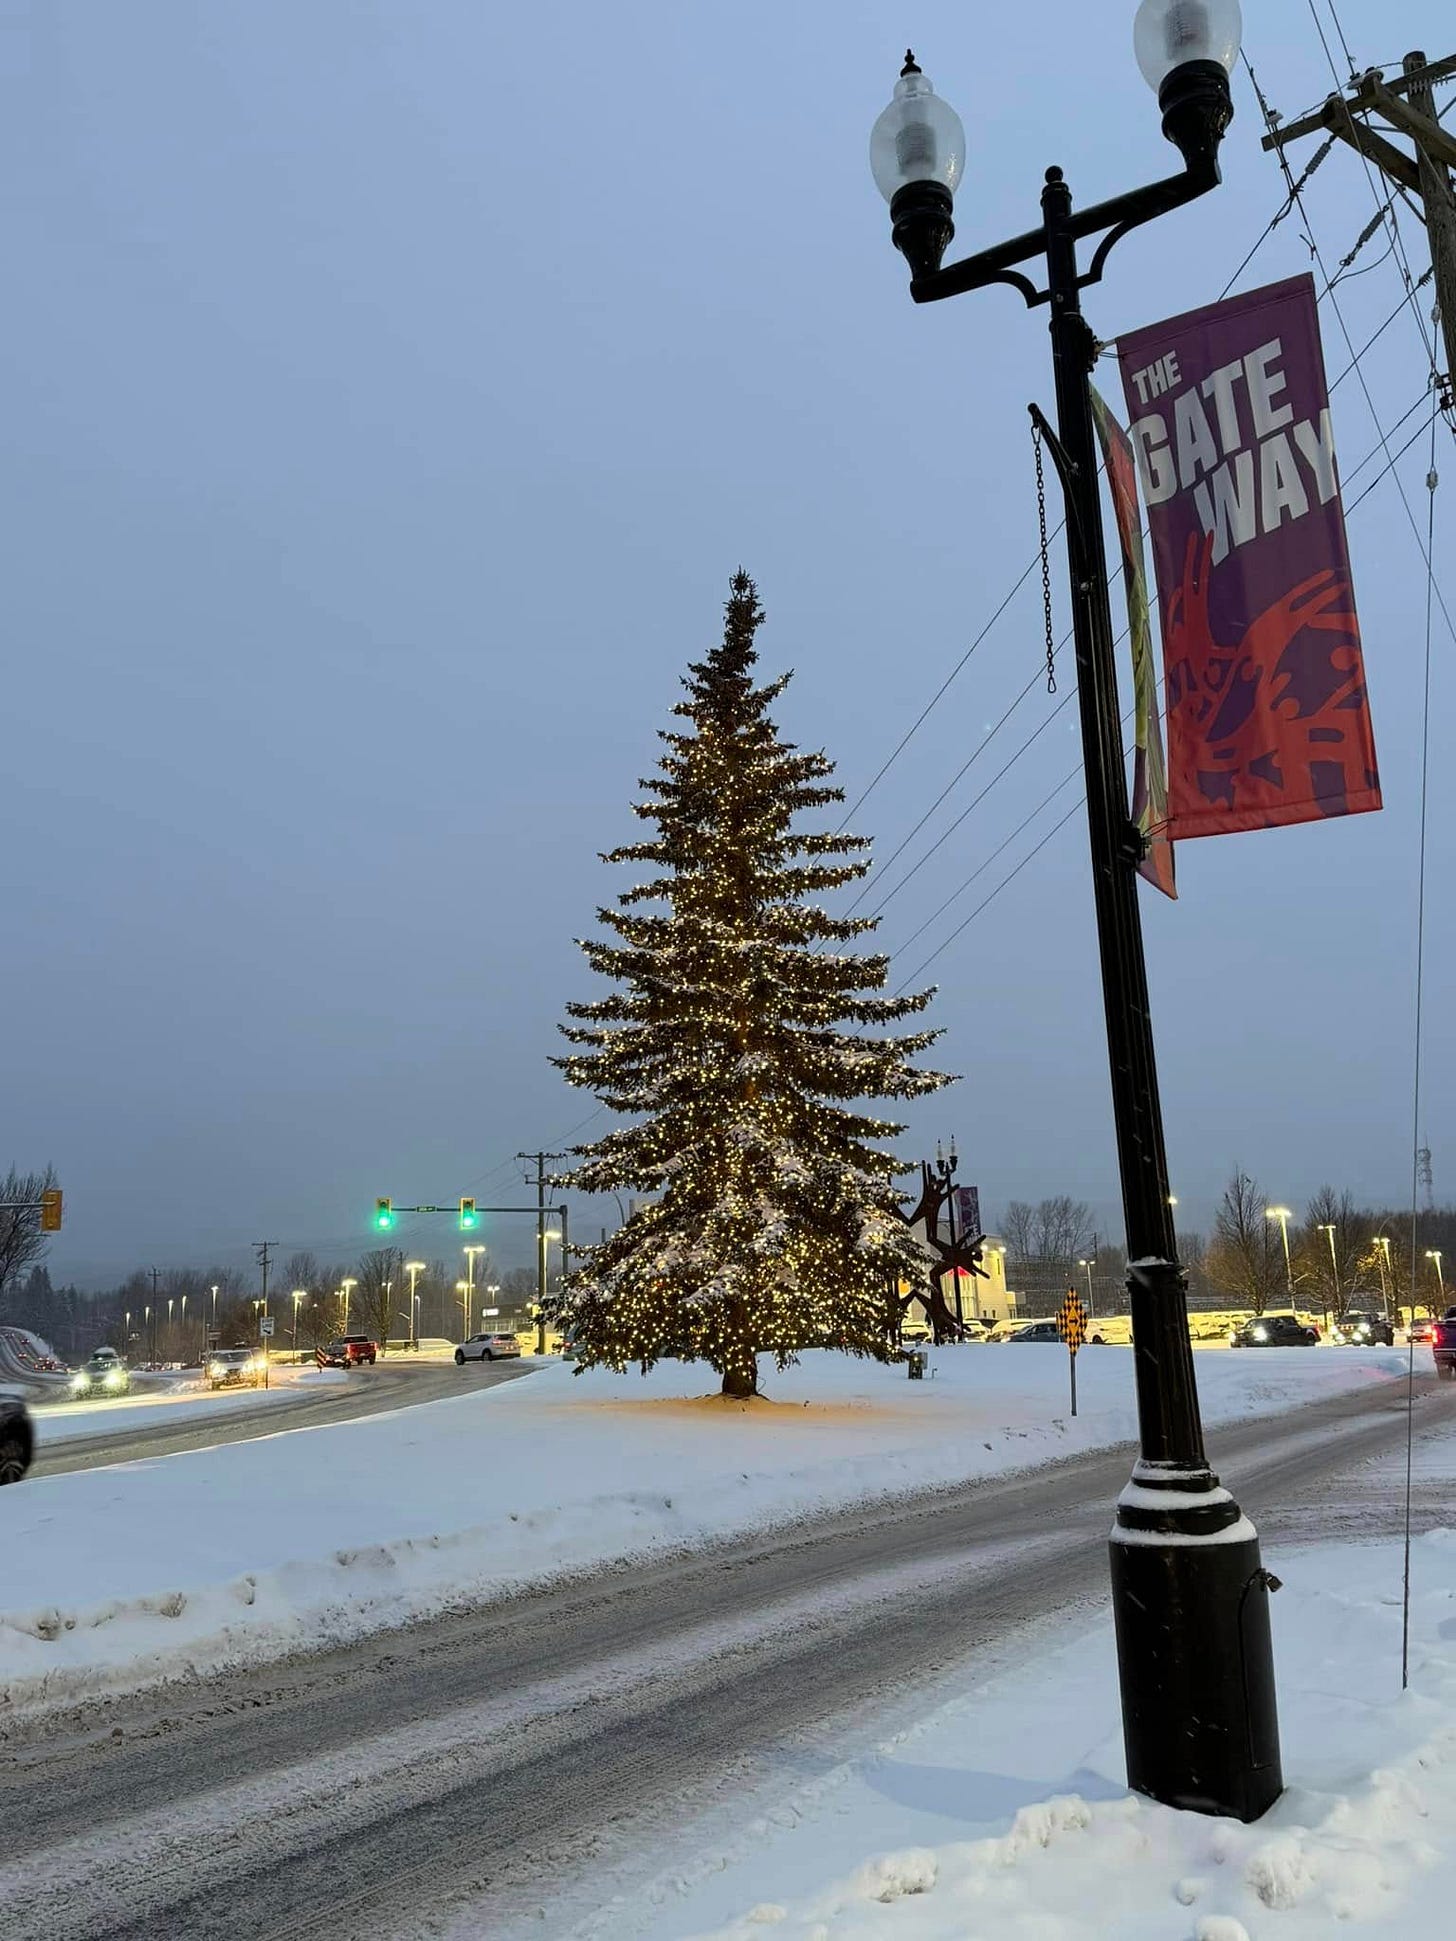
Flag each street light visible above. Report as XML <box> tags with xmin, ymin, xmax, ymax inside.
<box><xmin>339</xmin><ymin>1277</ymin><xmax>357</xmax><ymax>1333</ymax></box>
<box><xmin>1077</xmin><ymin>1257</ymin><xmax>1096</xmax><ymax>1321</ymax></box>
<box><xmin>1317</xmin><ymin>1223</ymin><xmax>1341</xmax><ymax>1325</ymax></box>
<box><xmin>1265</xmin><ymin>1208</ymin><xmax>1294</xmax><ymax>1304</ymax></box>
<box><xmin>455</xmin><ymin>1279</ymin><xmax>470</xmax><ymax>1341</ymax></box>
<box><xmin>1426</xmin><ymin>1249</ymin><xmax>1445</xmax><ymax>1306</ymax></box>
<box><xmin>405</xmin><ymin>1261</ymin><xmax>426</xmax><ymax>1351</ymax></box>
<box><xmin>291</xmin><ymin>1289</ymin><xmax>307</xmax><ymax>1356</ymax></box>
<box><xmin>870</xmin><ymin>4</ymin><xmax>1279</xmax><ymax>1825</ymax></box>
<box><xmin>463</xmin><ymin>1245</ymin><xmax>486</xmax><ymax>1340</ymax></box>
<box><xmin>1372</xmin><ymin>1236</ymin><xmax>1393</xmax><ymax>1321</ymax></box>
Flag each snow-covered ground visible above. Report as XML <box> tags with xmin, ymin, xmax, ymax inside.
<box><xmin>0</xmin><ymin>1347</ymin><xmax>1411</xmax><ymax>1712</ymax></box>
<box><xmin>616</xmin><ymin>1471</ymin><xmax>1456</xmax><ymax>1941</ymax></box>
<box><xmin>26</xmin><ymin>1365</ymin><xmax>348</xmax><ymax>1444</ymax></box>
<box><xmin>0</xmin><ymin>1345</ymin><xmax>1411</xmax><ymax>1721</ymax></box>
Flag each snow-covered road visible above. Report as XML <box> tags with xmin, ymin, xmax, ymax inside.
<box><xmin>2</xmin><ymin>1373</ymin><xmax>1445</xmax><ymax>1941</ymax></box>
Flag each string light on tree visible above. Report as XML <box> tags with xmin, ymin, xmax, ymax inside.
<box><xmin>552</xmin><ymin>572</ymin><xmax>953</xmax><ymax>1397</ymax></box>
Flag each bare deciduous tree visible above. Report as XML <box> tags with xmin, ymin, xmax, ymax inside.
<box><xmin>1207</xmin><ymin>1170</ymin><xmax>1284</xmax><ymax>1315</ymax></box>
<box><xmin>0</xmin><ymin>1165</ymin><xmax>59</xmax><ymax>1303</ymax></box>
<box><xmin>352</xmin><ymin>1247</ymin><xmax>404</xmax><ymax>1351</ymax></box>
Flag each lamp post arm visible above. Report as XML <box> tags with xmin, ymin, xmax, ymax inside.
<box><xmin>911</xmin><ymin>158</ymin><xmax>1218</xmax><ymax>307</ymax></box>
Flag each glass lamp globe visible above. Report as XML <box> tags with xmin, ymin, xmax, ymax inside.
<box><xmin>870</xmin><ymin>57</ymin><xmax>966</xmax><ymax>204</ymax></box>
<box><xmin>1134</xmin><ymin>0</ymin><xmax>1242</xmax><ymax>92</ymax></box>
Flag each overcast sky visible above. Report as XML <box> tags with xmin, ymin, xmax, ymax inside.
<box><xmin>7</xmin><ymin>0</ymin><xmax>1452</xmax><ymax>1285</ymax></box>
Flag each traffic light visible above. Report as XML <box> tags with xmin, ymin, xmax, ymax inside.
<box><xmin>374</xmin><ymin>1197</ymin><xmax>396</xmax><ymax>1232</ymax></box>
<box><xmin>459</xmin><ymin>1197</ymin><xmax>479</xmax><ymax>1230</ymax></box>
<box><xmin>40</xmin><ymin>1188</ymin><xmax>63</xmax><ymax>1233</ymax></box>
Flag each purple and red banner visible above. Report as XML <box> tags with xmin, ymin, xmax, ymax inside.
<box><xmin>1116</xmin><ymin>273</ymin><xmax>1380</xmax><ymax>839</ymax></box>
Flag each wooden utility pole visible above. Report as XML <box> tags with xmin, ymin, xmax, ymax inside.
<box><xmin>1262</xmin><ymin>50</ymin><xmax>1456</xmax><ymax>408</ymax></box>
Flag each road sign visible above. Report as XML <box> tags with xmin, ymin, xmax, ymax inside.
<box><xmin>259</xmin><ymin>1316</ymin><xmax>276</xmax><ymax>1338</ymax></box>
<box><xmin>1056</xmin><ymin>1289</ymin><xmax>1088</xmax><ymax>1417</ymax></box>
<box><xmin>483</xmin><ymin>1307</ymin><xmax>500</xmax><ymax>1317</ymax></box>
<box><xmin>1056</xmin><ymin>1290</ymin><xmax>1088</xmax><ymax>1350</ymax></box>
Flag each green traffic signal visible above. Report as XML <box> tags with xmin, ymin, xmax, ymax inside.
<box><xmin>459</xmin><ymin>1197</ymin><xmax>478</xmax><ymax>1230</ymax></box>
<box><xmin>374</xmin><ymin>1197</ymin><xmax>396</xmax><ymax>1231</ymax></box>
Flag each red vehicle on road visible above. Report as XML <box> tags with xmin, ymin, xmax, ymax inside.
<box><xmin>1432</xmin><ymin>1309</ymin><xmax>1456</xmax><ymax>1382</ymax></box>
<box><xmin>317</xmin><ymin>1335</ymin><xmax>379</xmax><ymax>1368</ymax></box>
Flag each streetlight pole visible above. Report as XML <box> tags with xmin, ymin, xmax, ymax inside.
<box><xmin>291</xmin><ymin>1290</ymin><xmax>306</xmax><ymax>1357</ymax></box>
<box><xmin>339</xmin><ymin>1278</ymin><xmax>357</xmax><ymax>1334</ymax></box>
<box><xmin>1425</xmin><ymin>1250</ymin><xmax>1445</xmax><ymax>1309</ymax></box>
<box><xmin>870</xmin><ymin>2</ymin><xmax>1280</xmax><ymax>1823</ymax></box>
<box><xmin>1077</xmin><ymin>1256</ymin><xmax>1096</xmax><ymax>1321</ymax></box>
<box><xmin>463</xmin><ymin>1245</ymin><xmax>485</xmax><ymax>1341</ymax></box>
<box><xmin>1373</xmin><ymin>1237</ymin><xmax>1393</xmax><ymax>1323</ymax></box>
<box><xmin>1318</xmin><ymin>1223</ymin><xmax>1341</xmax><ymax>1325</ymax></box>
<box><xmin>405</xmin><ymin>1262</ymin><xmax>426</xmax><ymax>1351</ymax></box>
<box><xmin>1265</xmin><ymin>1207</ymin><xmax>1294</xmax><ymax>1305</ymax></box>
<box><xmin>455</xmin><ymin>1279</ymin><xmax>470</xmax><ymax>1342</ymax></box>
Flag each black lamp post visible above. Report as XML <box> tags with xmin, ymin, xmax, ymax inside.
<box><xmin>871</xmin><ymin>0</ymin><xmax>1282</xmax><ymax>1824</ymax></box>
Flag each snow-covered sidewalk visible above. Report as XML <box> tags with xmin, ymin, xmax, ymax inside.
<box><xmin>621</xmin><ymin>1512</ymin><xmax>1456</xmax><ymax>1941</ymax></box>
<box><xmin>0</xmin><ymin>1345</ymin><xmax>1411</xmax><ymax>1720</ymax></box>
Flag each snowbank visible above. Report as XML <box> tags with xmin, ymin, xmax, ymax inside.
<box><xmin>0</xmin><ymin>1345</ymin><xmax>1410</xmax><ymax>1720</ymax></box>
<box><xmin>28</xmin><ymin>1366</ymin><xmax>347</xmax><ymax>1445</ymax></box>
<box><xmin>650</xmin><ymin>1518</ymin><xmax>1456</xmax><ymax>1941</ymax></box>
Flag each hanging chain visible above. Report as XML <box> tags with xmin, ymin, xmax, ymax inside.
<box><xmin>1032</xmin><ymin>420</ymin><xmax>1057</xmax><ymax>693</ymax></box>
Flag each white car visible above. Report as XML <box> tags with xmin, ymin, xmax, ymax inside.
<box><xmin>208</xmin><ymin>1349</ymin><xmax>264</xmax><ymax>1390</ymax></box>
<box><xmin>454</xmin><ymin>1332</ymin><xmax>522</xmax><ymax>1364</ymax></box>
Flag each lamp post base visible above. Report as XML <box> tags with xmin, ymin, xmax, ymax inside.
<box><xmin>1110</xmin><ymin>1506</ymin><xmax>1283</xmax><ymax>1822</ymax></box>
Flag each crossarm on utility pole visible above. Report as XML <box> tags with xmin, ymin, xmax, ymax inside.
<box><xmin>1260</xmin><ymin>50</ymin><xmax>1456</xmax><ymax>404</ymax></box>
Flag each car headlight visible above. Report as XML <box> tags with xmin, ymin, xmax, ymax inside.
<box><xmin>208</xmin><ymin>1362</ymin><xmax>225</xmax><ymax>1376</ymax></box>
<box><xmin>104</xmin><ymin>1369</ymin><xmax>125</xmax><ymax>1388</ymax></box>
<box><xmin>1253</xmin><ymin>1326</ymin><xmax>1269</xmax><ymax>1341</ymax></box>
<box><xmin>70</xmin><ymin>1374</ymin><xmax>90</xmax><ymax>1392</ymax></box>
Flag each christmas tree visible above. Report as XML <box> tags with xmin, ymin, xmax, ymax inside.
<box><xmin>554</xmin><ymin>572</ymin><xmax>953</xmax><ymax>1396</ymax></box>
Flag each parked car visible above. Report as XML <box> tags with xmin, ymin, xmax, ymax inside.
<box><xmin>1331</xmin><ymin>1311</ymin><xmax>1395</xmax><ymax>1346</ymax></box>
<box><xmin>69</xmin><ymin>1350</ymin><xmax>133</xmax><ymax>1399</ymax></box>
<box><xmin>317</xmin><ymin>1335</ymin><xmax>379</xmax><ymax>1368</ymax></box>
<box><xmin>1002</xmin><ymin>1320</ymin><xmax>1063</xmax><ymax>1344</ymax></box>
<box><xmin>1229</xmin><ymin>1314</ymin><xmax>1319</xmax><ymax>1348</ymax></box>
<box><xmin>0</xmin><ymin>1395</ymin><xmax>34</xmax><ymax>1484</ymax></box>
<box><xmin>207</xmin><ymin>1348</ymin><xmax>264</xmax><ymax>1390</ymax></box>
<box><xmin>1430</xmin><ymin>1308</ymin><xmax>1456</xmax><ymax>1381</ymax></box>
<box><xmin>455</xmin><ymin>1332</ymin><xmax>522</xmax><ymax>1364</ymax></box>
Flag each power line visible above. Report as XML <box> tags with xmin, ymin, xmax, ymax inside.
<box><xmin>836</xmin><ymin>551</ymin><xmax>1047</xmax><ymax>830</ymax></box>
<box><xmin>845</xmin><ymin>663</ymin><xmax>1051</xmax><ymax>911</ymax></box>
<box><xmin>882</xmin><ymin>376</ymin><xmax>1441</xmax><ymax>988</ymax></box>
<box><xmin>865</xmin><ymin>684</ymin><xmax>1077</xmax><ymax>920</ymax></box>
<box><xmin>1248</xmin><ymin>52</ymin><xmax>1456</xmax><ymax>655</ymax></box>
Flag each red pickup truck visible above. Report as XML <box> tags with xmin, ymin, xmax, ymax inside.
<box><xmin>317</xmin><ymin>1334</ymin><xmax>379</xmax><ymax>1368</ymax></box>
<box><xmin>1433</xmin><ymin>1309</ymin><xmax>1456</xmax><ymax>1382</ymax></box>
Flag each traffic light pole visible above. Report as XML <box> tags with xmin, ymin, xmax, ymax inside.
<box><xmin>370</xmin><ymin>1191</ymin><xmax>570</xmax><ymax>1346</ymax></box>
<box><xmin>518</xmin><ymin>1152</ymin><xmax>568</xmax><ymax>1354</ymax></box>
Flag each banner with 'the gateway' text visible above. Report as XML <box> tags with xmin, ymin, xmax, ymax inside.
<box><xmin>1117</xmin><ymin>273</ymin><xmax>1381</xmax><ymax>839</ymax></box>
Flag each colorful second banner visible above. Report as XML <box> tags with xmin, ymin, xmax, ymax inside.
<box><xmin>1116</xmin><ymin>273</ymin><xmax>1380</xmax><ymax>839</ymax></box>
<box><xmin>1090</xmin><ymin>386</ymin><xmax>1176</xmax><ymax>898</ymax></box>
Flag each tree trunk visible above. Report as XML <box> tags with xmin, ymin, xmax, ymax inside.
<box><xmin>720</xmin><ymin>1299</ymin><xmax>758</xmax><ymax>1397</ymax></box>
